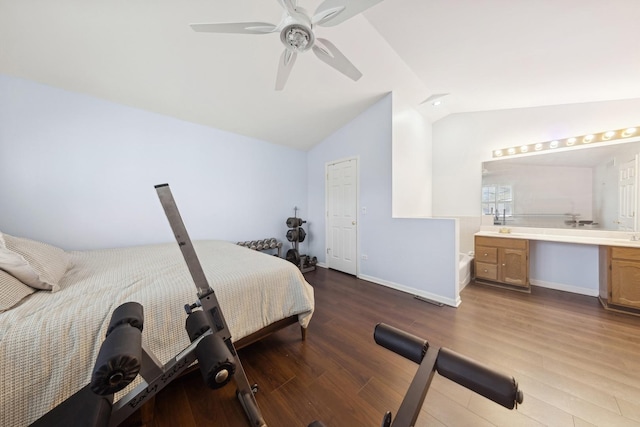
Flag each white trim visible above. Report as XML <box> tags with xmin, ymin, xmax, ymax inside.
<box><xmin>358</xmin><ymin>274</ymin><xmax>461</xmax><ymax>307</ymax></box>
<box><xmin>530</xmin><ymin>278</ymin><xmax>599</xmax><ymax>297</ymax></box>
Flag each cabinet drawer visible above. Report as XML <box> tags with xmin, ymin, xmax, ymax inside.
<box><xmin>476</xmin><ymin>236</ymin><xmax>527</xmax><ymax>249</ymax></box>
<box><xmin>475</xmin><ymin>262</ymin><xmax>498</xmax><ymax>280</ymax></box>
<box><xmin>611</xmin><ymin>246</ymin><xmax>640</xmax><ymax>262</ymax></box>
<box><xmin>475</xmin><ymin>246</ymin><xmax>498</xmax><ymax>264</ymax></box>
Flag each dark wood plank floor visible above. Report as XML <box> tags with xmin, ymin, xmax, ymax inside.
<box><xmin>128</xmin><ymin>268</ymin><xmax>640</xmax><ymax>427</ymax></box>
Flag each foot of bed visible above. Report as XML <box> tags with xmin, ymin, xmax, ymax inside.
<box><xmin>301</xmin><ymin>326</ymin><xmax>307</xmax><ymax>341</ymax></box>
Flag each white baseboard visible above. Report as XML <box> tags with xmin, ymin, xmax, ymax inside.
<box><xmin>357</xmin><ymin>274</ymin><xmax>460</xmax><ymax>307</ymax></box>
<box><xmin>530</xmin><ymin>278</ymin><xmax>599</xmax><ymax>297</ymax></box>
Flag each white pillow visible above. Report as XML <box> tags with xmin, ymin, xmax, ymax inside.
<box><xmin>0</xmin><ymin>269</ymin><xmax>36</xmax><ymax>312</ymax></box>
<box><xmin>0</xmin><ymin>233</ymin><xmax>70</xmax><ymax>292</ymax></box>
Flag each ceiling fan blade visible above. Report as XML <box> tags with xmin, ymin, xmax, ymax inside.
<box><xmin>275</xmin><ymin>49</ymin><xmax>298</xmax><ymax>91</ymax></box>
<box><xmin>189</xmin><ymin>22</ymin><xmax>278</xmax><ymax>34</ymax></box>
<box><xmin>314</xmin><ymin>0</ymin><xmax>384</xmax><ymax>27</ymax></box>
<box><xmin>312</xmin><ymin>38</ymin><xmax>362</xmax><ymax>81</ymax></box>
<box><xmin>312</xmin><ymin>6</ymin><xmax>346</xmax><ymax>26</ymax></box>
<box><xmin>277</xmin><ymin>0</ymin><xmax>298</xmax><ymax>15</ymax></box>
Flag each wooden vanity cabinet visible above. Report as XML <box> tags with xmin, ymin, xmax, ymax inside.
<box><xmin>475</xmin><ymin>236</ymin><xmax>529</xmax><ymax>289</ymax></box>
<box><xmin>599</xmin><ymin>246</ymin><xmax>640</xmax><ymax>313</ymax></box>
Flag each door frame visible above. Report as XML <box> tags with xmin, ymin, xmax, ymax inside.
<box><xmin>325</xmin><ymin>156</ymin><xmax>360</xmax><ymax>276</ymax></box>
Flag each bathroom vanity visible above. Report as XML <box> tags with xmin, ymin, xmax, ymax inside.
<box><xmin>475</xmin><ymin>236</ymin><xmax>529</xmax><ymax>289</ymax></box>
<box><xmin>599</xmin><ymin>246</ymin><xmax>640</xmax><ymax>313</ymax></box>
<box><xmin>474</xmin><ymin>227</ymin><xmax>640</xmax><ymax>315</ymax></box>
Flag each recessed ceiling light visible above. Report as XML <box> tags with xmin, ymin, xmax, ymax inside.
<box><xmin>534</xmin><ymin>143</ymin><xmax>543</xmax><ymax>151</ymax></box>
<box><xmin>419</xmin><ymin>93</ymin><xmax>450</xmax><ymax>107</ymax></box>
<box><xmin>566</xmin><ymin>137</ymin><xmax>576</xmax><ymax>146</ymax></box>
<box><xmin>622</xmin><ymin>127</ymin><xmax>637</xmax><ymax>137</ymax></box>
<box><xmin>602</xmin><ymin>131</ymin><xmax>616</xmax><ymax>140</ymax></box>
<box><xmin>550</xmin><ymin>140</ymin><xmax>559</xmax><ymax>148</ymax></box>
<box><xmin>583</xmin><ymin>134</ymin><xmax>594</xmax><ymax>143</ymax></box>
<box><xmin>520</xmin><ymin>145</ymin><xmax>528</xmax><ymax>153</ymax></box>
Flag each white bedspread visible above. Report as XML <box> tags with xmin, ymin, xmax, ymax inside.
<box><xmin>0</xmin><ymin>240</ymin><xmax>314</xmax><ymax>426</ymax></box>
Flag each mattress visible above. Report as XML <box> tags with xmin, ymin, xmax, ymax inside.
<box><xmin>0</xmin><ymin>240</ymin><xmax>314</xmax><ymax>426</ymax></box>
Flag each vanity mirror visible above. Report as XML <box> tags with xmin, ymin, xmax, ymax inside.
<box><xmin>482</xmin><ymin>135</ymin><xmax>640</xmax><ymax>231</ymax></box>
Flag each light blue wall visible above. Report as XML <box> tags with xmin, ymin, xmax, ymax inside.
<box><xmin>307</xmin><ymin>94</ymin><xmax>459</xmax><ymax>306</ymax></box>
<box><xmin>0</xmin><ymin>75</ymin><xmax>459</xmax><ymax>305</ymax></box>
<box><xmin>0</xmin><ymin>74</ymin><xmax>308</xmax><ymax>250</ymax></box>
<box><xmin>529</xmin><ymin>241</ymin><xmax>599</xmax><ymax>296</ymax></box>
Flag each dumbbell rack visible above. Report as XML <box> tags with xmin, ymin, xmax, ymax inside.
<box><xmin>237</xmin><ymin>238</ymin><xmax>282</xmax><ymax>258</ymax></box>
<box><xmin>285</xmin><ymin>208</ymin><xmax>317</xmax><ymax>273</ymax></box>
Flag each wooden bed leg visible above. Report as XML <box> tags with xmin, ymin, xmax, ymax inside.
<box><xmin>301</xmin><ymin>326</ymin><xmax>307</xmax><ymax>341</ymax></box>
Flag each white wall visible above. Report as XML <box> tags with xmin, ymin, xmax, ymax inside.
<box><xmin>0</xmin><ymin>74</ymin><xmax>308</xmax><ymax>250</ymax></box>
<box><xmin>433</xmin><ymin>98</ymin><xmax>640</xmax><ymax>216</ymax></box>
<box><xmin>308</xmin><ymin>94</ymin><xmax>459</xmax><ymax>306</ymax></box>
<box><xmin>392</xmin><ymin>96</ymin><xmax>433</xmax><ymax>217</ymax></box>
<box><xmin>432</xmin><ymin>98</ymin><xmax>640</xmax><ymax>296</ymax></box>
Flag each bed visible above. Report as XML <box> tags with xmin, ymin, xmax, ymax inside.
<box><xmin>0</xmin><ymin>233</ymin><xmax>315</xmax><ymax>426</ymax></box>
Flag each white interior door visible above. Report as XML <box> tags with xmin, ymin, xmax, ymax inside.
<box><xmin>327</xmin><ymin>158</ymin><xmax>358</xmax><ymax>275</ymax></box>
<box><xmin>618</xmin><ymin>154</ymin><xmax>639</xmax><ymax>231</ymax></box>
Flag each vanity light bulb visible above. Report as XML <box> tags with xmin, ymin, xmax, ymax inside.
<box><xmin>566</xmin><ymin>138</ymin><xmax>576</xmax><ymax>146</ymax></box>
<box><xmin>549</xmin><ymin>140</ymin><xmax>559</xmax><ymax>148</ymax></box>
<box><xmin>602</xmin><ymin>131</ymin><xmax>615</xmax><ymax>140</ymax></box>
<box><xmin>534</xmin><ymin>143</ymin><xmax>543</xmax><ymax>151</ymax></box>
<box><xmin>583</xmin><ymin>134</ymin><xmax>594</xmax><ymax>143</ymax></box>
<box><xmin>622</xmin><ymin>127</ymin><xmax>637</xmax><ymax>137</ymax></box>
<box><xmin>520</xmin><ymin>145</ymin><xmax>528</xmax><ymax>153</ymax></box>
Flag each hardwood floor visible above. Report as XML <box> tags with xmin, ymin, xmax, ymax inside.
<box><xmin>129</xmin><ymin>268</ymin><xmax>640</xmax><ymax>427</ymax></box>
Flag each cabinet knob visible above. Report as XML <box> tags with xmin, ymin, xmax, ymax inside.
<box><xmin>483</xmin><ymin>269</ymin><xmax>488</xmax><ymax>273</ymax></box>
<box><xmin>502</xmin><ymin>263</ymin><xmax>506</xmax><ymax>266</ymax></box>
<box><xmin>484</xmin><ymin>253</ymin><xmax>488</xmax><ymax>256</ymax></box>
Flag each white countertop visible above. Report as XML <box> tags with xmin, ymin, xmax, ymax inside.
<box><xmin>476</xmin><ymin>226</ymin><xmax>640</xmax><ymax>248</ymax></box>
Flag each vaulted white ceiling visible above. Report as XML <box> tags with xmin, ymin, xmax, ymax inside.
<box><xmin>2</xmin><ymin>0</ymin><xmax>639</xmax><ymax>150</ymax></box>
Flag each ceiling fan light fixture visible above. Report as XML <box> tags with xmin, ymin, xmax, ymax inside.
<box><xmin>281</xmin><ymin>24</ymin><xmax>314</xmax><ymax>52</ymax></box>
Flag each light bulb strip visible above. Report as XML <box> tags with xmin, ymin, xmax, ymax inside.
<box><xmin>493</xmin><ymin>126</ymin><xmax>638</xmax><ymax>158</ymax></box>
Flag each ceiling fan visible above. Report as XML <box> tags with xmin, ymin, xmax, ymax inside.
<box><xmin>190</xmin><ymin>0</ymin><xmax>383</xmax><ymax>90</ymax></box>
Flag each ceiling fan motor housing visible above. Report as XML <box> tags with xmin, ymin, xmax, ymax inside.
<box><xmin>279</xmin><ymin>7</ymin><xmax>314</xmax><ymax>52</ymax></box>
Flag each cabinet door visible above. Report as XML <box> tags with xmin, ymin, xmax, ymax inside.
<box><xmin>500</xmin><ymin>248</ymin><xmax>528</xmax><ymax>287</ymax></box>
<box><xmin>611</xmin><ymin>259</ymin><xmax>640</xmax><ymax>309</ymax></box>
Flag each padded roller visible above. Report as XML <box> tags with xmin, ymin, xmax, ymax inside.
<box><xmin>91</xmin><ymin>325</ymin><xmax>142</xmax><ymax>395</ymax></box>
<box><xmin>374</xmin><ymin>323</ymin><xmax>428</xmax><ymax>364</ymax></box>
<box><xmin>436</xmin><ymin>347</ymin><xmax>523</xmax><ymax>409</ymax></box>
<box><xmin>196</xmin><ymin>334</ymin><xmax>236</xmax><ymax>389</ymax></box>
<box><xmin>186</xmin><ymin>310</ymin><xmax>211</xmax><ymax>342</ymax></box>
<box><xmin>106</xmin><ymin>302</ymin><xmax>143</xmax><ymax>337</ymax></box>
